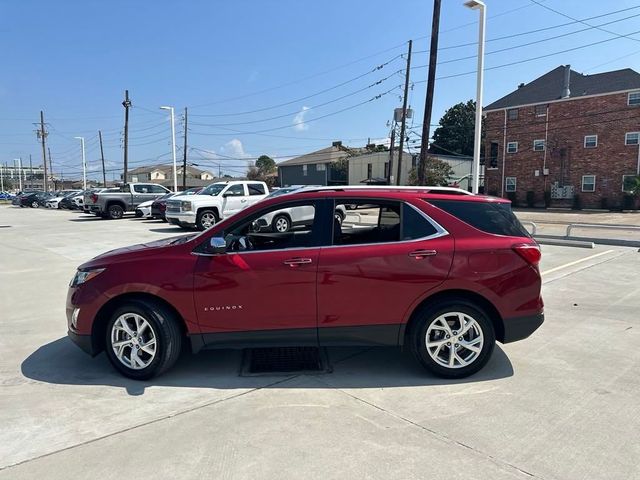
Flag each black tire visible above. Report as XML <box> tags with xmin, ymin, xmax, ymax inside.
<box><xmin>134</xmin><ymin>209</ymin><xmax>143</xmax><ymax>218</ymax></box>
<box><xmin>196</xmin><ymin>209</ymin><xmax>219</xmax><ymax>231</ymax></box>
<box><xmin>410</xmin><ymin>298</ymin><xmax>495</xmax><ymax>379</ymax></box>
<box><xmin>104</xmin><ymin>298</ymin><xmax>182</xmax><ymax>380</ymax></box>
<box><xmin>334</xmin><ymin>209</ymin><xmax>345</xmax><ymax>225</ymax></box>
<box><xmin>271</xmin><ymin>214</ymin><xmax>291</xmax><ymax>233</ymax></box>
<box><xmin>31</xmin><ymin>201</ymin><xmax>39</xmax><ymax>208</ymax></box>
<box><xmin>107</xmin><ymin>204</ymin><xmax>124</xmax><ymax>219</ymax></box>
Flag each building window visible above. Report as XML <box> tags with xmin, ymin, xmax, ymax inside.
<box><xmin>584</xmin><ymin>135</ymin><xmax>597</xmax><ymax>148</ymax></box>
<box><xmin>581</xmin><ymin>175</ymin><xmax>596</xmax><ymax>192</ymax></box>
<box><xmin>316</xmin><ymin>164</ymin><xmax>326</xmax><ymax>171</ymax></box>
<box><xmin>625</xmin><ymin>132</ymin><xmax>639</xmax><ymax>145</ymax></box>
<box><xmin>507</xmin><ymin>108</ymin><xmax>518</xmax><ymax>120</ymax></box>
<box><xmin>622</xmin><ymin>175</ymin><xmax>637</xmax><ymax>192</ymax></box>
<box><xmin>367</xmin><ymin>163</ymin><xmax>372</xmax><ymax>179</ymax></box>
<box><xmin>505</xmin><ymin>177</ymin><xmax>517</xmax><ymax>192</ymax></box>
<box><xmin>302</xmin><ymin>165</ymin><xmax>308</xmax><ymax>176</ymax></box>
<box><xmin>507</xmin><ymin>142</ymin><xmax>518</xmax><ymax>153</ymax></box>
<box><xmin>533</xmin><ymin>139</ymin><xmax>545</xmax><ymax>151</ymax></box>
<box><xmin>535</xmin><ymin>104</ymin><xmax>547</xmax><ymax>117</ymax></box>
<box><xmin>628</xmin><ymin>91</ymin><xmax>640</xmax><ymax>105</ymax></box>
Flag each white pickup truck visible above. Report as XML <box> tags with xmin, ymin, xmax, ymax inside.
<box><xmin>166</xmin><ymin>180</ymin><xmax>269</xmax><ymax>230</ymax></box>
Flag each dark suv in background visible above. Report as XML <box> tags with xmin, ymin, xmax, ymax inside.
<box><xmin>66</xmin><ymin>187</ymin><xmax>543</xmax><ymax>380</ymax></box>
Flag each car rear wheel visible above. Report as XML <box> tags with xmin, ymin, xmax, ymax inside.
<box><xmin>134</xmin><ymin>209</ymin><xmax>143</xmax><ymax>218</ymax></box>
<box><xmin>272</xmin><ymin>214</ymin><xmax>291</xmax><ymax>233</ymax></box>
<box><xmin>105</xmin><ymin>299</ymin><xmax>182</xmax><ymax>380</ymax></box>
<box><xmin>410</xmin><ymin>299</ymin><xmax>495</xmax><ymax>379</ymax></box>
<box><xmin>107</xmin><ymin>204</ymin><xmax>124</xmax><ymax>219</ymax></box>
<box><xmin>31</xmin><ymin>201</ymin><xmax>39</xmax><ymax>208</ymax></box>
<box><xmin>196</xmin><ymin>209</ymin><xmax>219</xmax><ymax>231</ymax></box>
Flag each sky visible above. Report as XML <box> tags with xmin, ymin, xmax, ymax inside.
<box><xmin>1</xmin><ymin>0</ymin><xmax>640</xmax><ymax>182</ymax></box>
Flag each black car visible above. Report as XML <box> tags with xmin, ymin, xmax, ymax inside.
<box><xmin>19</xmin><ymin>192</ymin><xmax>52</xmax><ymax>208</ymax></box>
<box><xmin>59</xmin><ymin>192</ymin><xmax>83</xmax><ymax>210</ymax></box>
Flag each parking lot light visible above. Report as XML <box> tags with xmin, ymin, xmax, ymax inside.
<box><xmin>160</xmin><ymin>106</ymin><xmax>178</xmax><ymax>192</ymax></box>
<box><xmin>73</xmin><ymin>137</ymin><xmax>87</xmax><ymax>190</ymax></box>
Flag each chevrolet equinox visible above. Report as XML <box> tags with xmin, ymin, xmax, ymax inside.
<box><xmin>67</xmin><ymin>186</ymin><xmax>544</xmax><ymax>379</ymax></box>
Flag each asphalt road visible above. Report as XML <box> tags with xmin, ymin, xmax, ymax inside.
<box><xmin>1</xmin><ymin>206</ymin><xmax>639</xmax><ymax>479</ymax></box>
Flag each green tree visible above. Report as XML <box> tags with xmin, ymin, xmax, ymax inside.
<box><xmin>430</xmin><ymin>100</ymin><xmax>476</xmax><ymax>157</ymax></box>
<box><xmin>255</xmin><ymin>155</ymin><xmax>276</xmax><ymax>176</ymax></box>
<box><xmin>407</xmin><ymin>156</ymin><xmax>454</xmax><ymax>186</ymax></box>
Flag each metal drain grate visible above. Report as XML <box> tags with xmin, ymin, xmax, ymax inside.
<box><xmin>241</xmin><ymin>347</ymin><xmax>331</xmax><ymax>376</ymax></box>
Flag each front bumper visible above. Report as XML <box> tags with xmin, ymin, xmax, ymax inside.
<box><xmin>67</xmin><ymin>330</ymin><xmax>97</xmax><ymax>356</ymax></box>
<box><xmin>166</xmin><ymin>211</ymin><xmax>196</xmax><ymax>226</ymax></box>
<box><xmin>502</xmin><ymin>312</ymin><xmax>544</xmax><ymax>343</ymax></box>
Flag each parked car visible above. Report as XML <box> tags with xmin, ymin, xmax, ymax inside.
<box><xmin>20</xmin><ymin>191</ymin><xmax>53</xmax><ymax>208</ymax></box>
<box><xmin>45</xmin><ymin>190</ymin><xmax>82</xmax><ymax>209</ymax></box>
<box><xmin>85</xmin><ymin>183</ymin><xmax>171</xmax><ymax>219</ymax></box>
<box><xmin>166</xmin><ymin>181</ymin><xmax>269</xmax><ymax>230</ymax></box>
<box><xmin>0</xmin><ymin>191</ymin><xmax>14</xmax><ymax>200</ymax></box>
<box><xmin>151</xmin><ymin>188</ymin><xmax>202</xmax><ymax>221</ymax></box>
<box><xmin>59</xmin><ymin>191</ymin><xmax>85</xmax><ymax>210</ymax></box>
<box><xmin>66</xmin><ymin>186</ymin><xmax>543</xmax><ymax>380</ymax></box>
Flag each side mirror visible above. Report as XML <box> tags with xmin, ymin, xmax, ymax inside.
<box><xmin>208</xmin><ymin>237</ymin><xmax>227</xmax><ymax>254</ymax></box>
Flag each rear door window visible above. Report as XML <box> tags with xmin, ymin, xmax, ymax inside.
<box><xmin>429</xmin><ymin>199</ymin><xmax>530</xmax><ymax>237</ymax></box>
<box><xmin>248</xmin><ymin>183</ymin><xmax>266</xmax><ymax>195</ymax></box>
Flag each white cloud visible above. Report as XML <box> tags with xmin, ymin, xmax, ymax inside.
<box><xmin>292</xmin><ymin>106</ymin><xmax>310</xmax><ymax>131</ymax></box>
<box><xmin>220</xmin><ymin>138</ymin><xmax>248</xmax><ymax>158</ymax></box>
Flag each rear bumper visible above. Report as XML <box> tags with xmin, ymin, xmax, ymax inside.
<box><xmin>67</xmin><ymin>330</ymin><xmax>97</xmax><ymax>356</ymax></box>
<box><xmin>502</xmin><ymin>312</ymin><xmax>544</xmax><ymax>343</ymax></box>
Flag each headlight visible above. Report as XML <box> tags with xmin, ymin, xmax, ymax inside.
<box><xmin>181</xmin><ymin>201</ymin><xmax>193</xmax><ymax>211</ymax></box>
<box><xmin>70</xmin><ymin>268</ymin><xmax>105</xmax><ymax>287</ymax></box>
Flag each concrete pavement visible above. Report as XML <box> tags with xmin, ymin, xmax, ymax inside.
<box><xmin>1</xmin><ymin>205</ymin><xmax>639</xmax><ymax>479</ymax></box>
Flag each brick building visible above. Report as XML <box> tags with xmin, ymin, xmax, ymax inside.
<box><xmin>483</xmin><ymin>65</ymin><xmax>640</xmax><ymax>209</ymax></box>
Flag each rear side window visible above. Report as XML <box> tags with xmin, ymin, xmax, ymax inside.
<box><xmin>402</xmin><ymin>203</ymin><xmax>437</xmax><ymax>240</ymax></box>
<box><xmin>429</xmin><ymin>200</ymin><xmax>529</xmax><ymax>237</ymax></box>
<box><xmin>248</xmin><ymin>183</ymin><xmax>266</xmax><ymax>195</ymax></box>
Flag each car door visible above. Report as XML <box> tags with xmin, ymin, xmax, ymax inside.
<box><xmin>220</xmin><ymin>184</ymin><xmax>247</xmax><ymax>217</ymax></box>
<box><xmin>316</xmin><ymin>198</ymin><xmax>454</xmax><ymax>346</ymax></box>
<box><xmin>192</xmin><ymin>199</ymin><xmax>327</xmax><ymax>347</ymax></box>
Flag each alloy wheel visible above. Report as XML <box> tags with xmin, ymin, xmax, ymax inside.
<box><xmin>201</xmin><ymin>212</ymin><xmax>216</xmax><ymax>229</ymax></box>
<box><xmin>274</xmin><ymin>217</ymin><xmax>290</xmax><ymax>232</ymax></box>
<box><xmin>110</xmin><ymin>313</ymin><xmax>157</xmax><ymax>370</ymax></box>
<box><xmin>425</xmin><ymin>312</ymin><xmax>484</xmax><ymax>369</ymax></box>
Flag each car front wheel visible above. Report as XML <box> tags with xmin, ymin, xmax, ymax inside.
<box><xmin>272</xmin><ymin>214</ymin><xmax>291</xmax><ymax>232</ymax></box>
<box><xmin>31</xmin><ymin>201</ymin><xmax>39</xmax><ymax>208</ymax></box>
<box><xmin>105</xmin><ymin>299</ymin><xmax>182</xmax><ymax>380</ymax></box>
<box><xmin>196</xmin><ymin>209</ymin><xmax>219</xmax><ymax>231</ymax></box>
<box><xmin>411</xmin><ymin>299</ymin><xmax>495</xmax><ymax>379</ymax></box>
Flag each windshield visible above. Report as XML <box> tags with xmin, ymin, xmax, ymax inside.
<box><xmin>200</xmin><ymin>184</ymin><xmax>226</xmax><ymax>196</ymax></box>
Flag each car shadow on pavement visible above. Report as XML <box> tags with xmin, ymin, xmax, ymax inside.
<box><xmin>68</xmin><ymin>217</ymin><xmax>103</xmax><ymax>222</ymax></box>
<box><xmin>21</xmin><ymin>337</ymin><xmax>513</xmax><ymax>396</ymax></box>
<box><xmin>148</xmin><ymin>227</ymin><xmax>190</xmax><ymax>233</ymax></box>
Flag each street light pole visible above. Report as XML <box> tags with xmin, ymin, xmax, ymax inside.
<box><xmin>74</xmin><ymin>136</ymin><xmax>87</xmax><ymax>190</ymax></box>
<box><xmin>465</xmin><ymin>0</ymin><xmax>486</xmax><ymax>194</ymax></box>
<box><xmin>160</xmin><ymin>106</ymin><xmax>178</xmax><ymax>192</ymax></box>
<box><xmin>15</xmin><ymin>158</ymin><xmax>23</xmax><ymax>192</ymax></box>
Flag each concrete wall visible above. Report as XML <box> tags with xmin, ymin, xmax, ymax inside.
<box><xmin>348</xmin><ymin>151</ymin><xmax>413</xmax><ymax>185</ymax></box>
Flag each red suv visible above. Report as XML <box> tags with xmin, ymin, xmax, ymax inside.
<box><xmin>67</xmin><ymin>187</ymin><xmax>543</xmax><ymax>380</ymax></box>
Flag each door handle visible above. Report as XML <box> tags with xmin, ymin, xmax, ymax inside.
<box><xmin>240</xmin><ymin>199</ymin><xmax>247</xmax><ymax>203</ymax></box>
<box><xmin>283</xmin><ymin>257</ymin><xmax>313</xmax><ymax>267</ymax></box>
<box><xmin>408</xmin><ymin>249</ymin><xmax>437</xmax><ymax>259</ymax></box>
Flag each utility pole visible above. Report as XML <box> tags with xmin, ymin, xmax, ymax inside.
<box><xmin>17</xmin><ymin>158</ymin><xmax>23</xmax><ymax>192</ymax></box>
<box><xmin>29</xmin><ymin>155</ymin><xmax>33</xmax><ymax>189</ymax></box>
<box><xmin>388</xmin><ymin>125</ymin><xmax>396</xmax><ymax>185</ymax></box>
<box><xmin>74</xmin><ymin>137</ymin><xmax>87</xmax><ymax>190</ymax></box>
<box><xmin>99</xmin><ymin>130</ymin><xmax>107</xmax><ymax>186</ymax></box>
<box><xmin>39</xmin><ymin>111</ymin><xmax>49</xmax><ymax>192</ymax></box>
<box><xmin>396</xmin><ymin>40</ymin><xmax>412</xmax><ymax>186</ymax></box>
<box><xmin>0</xmin><ymin>164</ymin><xmax>4</xmax><ymax>192</ymax></box>
<box><xmin>182</xmin><ymin>107</ymin><xmax>188</xmax><ymax>191</ymax></box>
<box><xmin>418</xmin><ymin>0</ymin><xmax>442</xmax><ymax>185</ymax></box>
<box><xmin>122</xmin><ymin>90</ymin><xmax>131</xmax><ymax>183</ymax></box>
<box><xmin>48</xmin><ymin>148</ymin><xmax>54</xmax><ymax>190</ymax></box>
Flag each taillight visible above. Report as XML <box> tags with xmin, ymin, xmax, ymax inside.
<box><xmin>512</xmin><ymin>243</ymin><xmax>541</xmax><ymax>266</ymax></box>
<box><xmin>160</xmin><ymin>203</ymin><xmax>166</xmax><ymax>212</ymax></box>
<box><xmin>91</xmin><ymin>194</ymin><xmax>98</xmax><ymax>203</ymax></box>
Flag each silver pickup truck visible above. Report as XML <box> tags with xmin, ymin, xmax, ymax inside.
<box><xmin>85</xmin><ymin>183</ymin><xmax>171</xmax><ymax>219</ymax></box>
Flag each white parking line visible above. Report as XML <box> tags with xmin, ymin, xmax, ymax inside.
<box><xmin>541</xmin><ymin>250</ymin><xmax>614</xmax><ymax>275</ymax></box>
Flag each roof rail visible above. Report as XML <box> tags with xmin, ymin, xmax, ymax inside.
<box><xmin>294</xmin><ymin>185</ymin><xmax>474</xmax><ymax>195</ymax></box>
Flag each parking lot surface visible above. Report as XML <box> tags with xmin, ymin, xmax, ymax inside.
<box><xmin>1</xmin><ymin>206</ymin><xmax>639</xmax><ymax>479</ymax></box>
